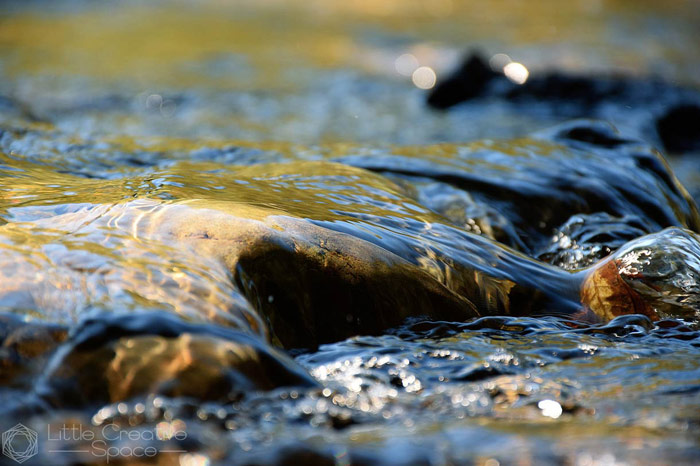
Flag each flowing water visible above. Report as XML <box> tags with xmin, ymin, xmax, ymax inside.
<box><xmin>1</xmin><ymin>1</ymin><xmax>700</xmax><ymax>465</ymax></box>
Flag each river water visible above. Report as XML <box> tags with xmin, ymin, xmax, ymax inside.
<box><xmin>1</xmin><ymin>1</ymin><xmax>700</xmax><ymax>465</ymax></box>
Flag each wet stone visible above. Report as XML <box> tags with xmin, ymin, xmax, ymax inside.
<box><xmin>2</xmin><ymin>2</ymin><xmax>700</xmax><ymax>461</ymax></box>
<box><xmin>35</xmin><ymin>312</ymin><xmax>317</xmax><ymax>409</ymax></box>
<box><xmin>0</xmin><ymin>122</ymin><xmax>700</xmax><ymax>415</ymax></box>
<box><xmin>582</xmin><ymin>228</ymin><xmax>700</xmax><ymax>321</ymax></box>
<box><xmin>0</xmin><ymin>314</ymin><xmax>67</xmax><ymax>387</ymax></box>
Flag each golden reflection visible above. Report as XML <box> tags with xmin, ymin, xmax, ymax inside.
<box><xmin>1</xmin><ymin>155</ymin><xmax>491</xmax><ymax>340</ymax></box>
<box><xmin>1</xmin><ymin>0</ymin><xmax>694</xmax><ymax>99</ymax></box>
<box><xmin>0</xmin><ymin>6</ymin><xmax>358</xmax><ymax>92</ymax></box>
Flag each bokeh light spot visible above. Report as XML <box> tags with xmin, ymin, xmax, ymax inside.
<box><xmin>412</xmin><ymin>66</ymin><xmax>437</xmax><ymax>89</ymax></box>
<box><xmin>489</xmin><ymin>53</ymin><xmax>512</xmax><ymax>71</ymax></box>
<box><xmin>395</xmin><ymin>53</ymin><xmax>419</xmax><ymax>76</ymax></box>
<box><xmin>503</xmin><ymin>62</ymin><xmax>529</xmax><ymax>84</ymax></box>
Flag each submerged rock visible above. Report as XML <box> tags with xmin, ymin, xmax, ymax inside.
<box><xmin>0</xmin><ymin>314</ymin><xmax>67</xmax><ymax>387</ymax></box>
<box><xmin>35</xmin><ymin>312</ymin><xmax>316</xmax><ymax>409</ymax></box>
<box><xmin>0</xmin><ymin>122</ymin><xmax>699</xmax><ymax>409</ymax></box>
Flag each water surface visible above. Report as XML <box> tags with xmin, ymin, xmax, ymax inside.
<box><xmin>1</xmin><ymin>1</ymin><xmax>700</xmax><ymax>465</ymax></box>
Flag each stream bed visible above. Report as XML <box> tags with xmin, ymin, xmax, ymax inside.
<box><xmin>1</xmin><ymin>1</ymin><xmax>700</xmax><ymax>465</ymax></box>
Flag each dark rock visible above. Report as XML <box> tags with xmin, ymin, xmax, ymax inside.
<box><xmin>656</xmin><ymin>104</ymin><xmax>700</xmax><ymax>153</ymax></box>
<box><xmin>427</xmin><ymin>53</ymin><xmax>700</xmax><ymax>154</ymax></box>
<box><xmin>426</xmin><ymin>53</ymin><xmax>499</xmax><ymax>110</ymax></box>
